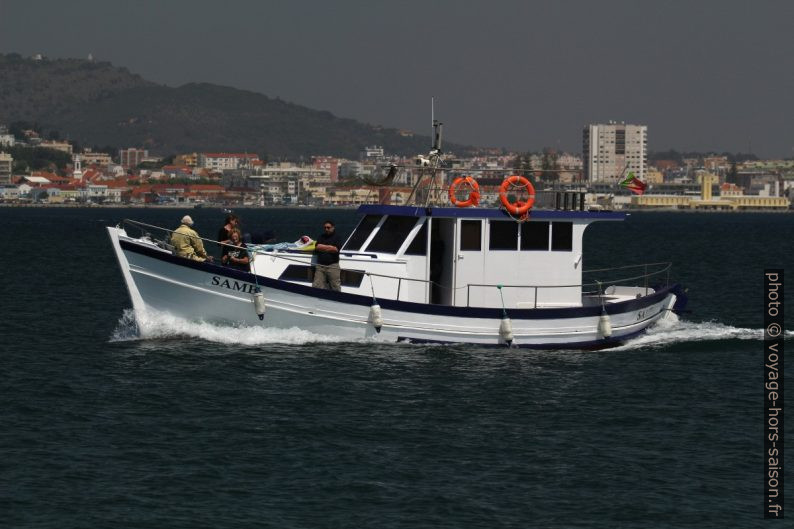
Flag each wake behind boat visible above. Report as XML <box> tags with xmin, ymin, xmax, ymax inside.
<box><xmin>107</xmin><ymin>121</ymin><xmax>687</xmax><ymax>349</ymax></box>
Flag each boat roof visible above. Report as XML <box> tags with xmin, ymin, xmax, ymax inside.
<box><xmin>356</xmin><ymin>204</ymin><xmax>627</xmax><ymax>221</ymax></box>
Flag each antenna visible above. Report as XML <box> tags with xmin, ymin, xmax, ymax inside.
<box><xmin>431</xmin><ymin>97</ymin><xmax>442</xmax><ymax>154</ymax></box>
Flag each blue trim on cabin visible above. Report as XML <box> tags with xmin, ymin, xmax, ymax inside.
<box><xmin>120</xmin><ymin>239</ymin><xmax>677</xmax><ymax>320</ymax></box>
<box><xmin>356</xmin><ymin>204</ymin><xmax>627</xmax><ymax>221</ymax></box>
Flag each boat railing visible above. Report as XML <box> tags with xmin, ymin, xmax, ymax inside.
<box><xmin>582</xmin><ymin>261</ymin><xmax>672</xmax><ymax>296</ymax></box>
<box><xmin>463</xmin><ymin>262</ymin><xmax>671</xmax><ymax>307</ymax></box>
<box><xmin>120</xmin><ymin>219</ymin><xmax>246</xmax><ymax>253</ymax></box>
<box><xmin>119</xmin><ymin>219</ymin><xmax>672</xmax><ymax>307</ymax></box>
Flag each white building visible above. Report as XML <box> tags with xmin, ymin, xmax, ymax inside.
<box><xmin>0</xmin><ymin>185</ymin><xmax>20</xmax><ymax>201</ymax></box>
<box><xmin>24</xmin><ymin>175</ymin><xmax>52</xmax><ymax>186</ymax></box>
<box><xmin>198</xmin><ymin>153</ymin><xmax>259</xmax><ymax>171</ymax></box>
<box><xmin>363</xmin><ymin>146</ymin><xmax>384</xmax><ymax>159</ymax></box>
<box><xmin>583</xmin><ymin>123</ymin><xmax>647</xmax><ymax>183</ymax></box>
<box><xmin>85</xmin><ymin>184</ymin><xmax>120</xmax><ymax>203</ymax></box>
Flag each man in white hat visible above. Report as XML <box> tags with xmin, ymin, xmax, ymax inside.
<box><xmin>171</xmin><ymin>215</ymin><xmax>211</xmax><ymax>262</ymax></box>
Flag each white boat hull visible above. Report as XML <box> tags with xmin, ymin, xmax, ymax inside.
<box><xmin>109</xmin><ymin>227</ymin><xmax>681</xmax><ymax>349</ymax></box>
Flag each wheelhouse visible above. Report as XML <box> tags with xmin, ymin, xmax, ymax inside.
<box><xmin>252</xmin><ymin>205</ymin><xmax>626</xmax><ymax>310</ymax></box>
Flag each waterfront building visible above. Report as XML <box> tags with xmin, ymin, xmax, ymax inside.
<box><xmin>312</xmin><ymin>156</ymin><xmax>339</xmax><ymax>182</ymax></box>
<box><xmin>740</xmin><ymin>159</ymin><xmax>794</xmax><ymax>172</ymax></box>
<box><xmin>339</xmin><ymin>161</ymin><xmax>362</xmax><ymax>179</ymax></box>
<box><xmin>0</xmin><ymin>184</ymin><xmax>20</xmax><ymax>201</ymax></box>
<box><xmin>629</xmin><ymin>173</ymin><xmax>789</xmax><ymax>210</ymax></box>
<box><xmin>301</xmin><ymin>179</ymin><xmax>330</xmax><ymax>205</ymax></box>
<box><xmin>161</xmin><ymin>165</ymin><xmax>195</xmax><ymax>179</ymax></box>
<box><xmin>702</xmin><ymin>156</ymin><xmax>730</xmax><ymax>172</ymax></box>
<box><xmin>239</xmin><ymin>163</ymin><xmax>327</xmax><ymax>204</ymax></box>
<box><xmin>583</xmin><ymin>122</ymin><xmax>647</xmax><ymax>183</ymax></box>
<box><xmin>85</xmin><ymin>184</ymin><xmax>115</xmax><ymax>203</ymax></box>
<box><xmin>23</xmin><ymin>175</ymin><xmax>52</xmax><ymax>186</ymax></box>
<box><xmin>557</xmin><ymin>153</ymin><xmax>584</xmax><ymax>170</ymax></box>
<box><xmin>324</xmin><ymin>186</ymin><xmax>379</xmax><ymax>206</ymax></box>
<box><xmin>80</xmin><ymin>149</ymin><xmax>113</xmax><ymax>167</ymax></box>
<box><xmin>198</xmin><ymin>152</ymin><xmax>259</xmax><ymax>171</ymax></box>
<box><xmin>0</xmin><ymin>152</ymin><xmax>13</xmax><ymax>184</ymax></box>
<box><xmin>119</xmin><ymin>148</ymin><xmax>149</xmax><ymax>169</ymax></box>
<box><xmin>251</xmin><ymin>163</ymin><xmax>329</xmax><ymax>182</ymax></box>
<box><xmin>645</xmin><ymin>169</ymin><xmax>664</xmax><ymax>184</ymax></box>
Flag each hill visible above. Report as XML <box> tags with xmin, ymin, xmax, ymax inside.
<box><xmin>0</xmin><ymin>53</ymin><xmax>471</xmax><ymax>159</ymax></box>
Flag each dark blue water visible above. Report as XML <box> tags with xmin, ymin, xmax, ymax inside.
<box><xmin>1</xmin><ymin>207</ymin><xmax>791</xmax><ymax>528</ymax></box>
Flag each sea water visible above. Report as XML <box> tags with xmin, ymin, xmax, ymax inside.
<box><xmin>1</xmin><ymin>207</ymin><xmax>791</xmax><ymax>528</ymax></box>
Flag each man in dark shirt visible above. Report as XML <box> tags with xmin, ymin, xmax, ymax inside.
<box><xmin>313</xmin><ymin>220</ymin><xmax>342</xmax><ymax>291</ymax></box>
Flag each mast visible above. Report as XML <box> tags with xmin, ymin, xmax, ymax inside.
<box><xmin>425</xmin><ymin>97</ymin><xmax>444</xmax><ymax>205</ymax></box>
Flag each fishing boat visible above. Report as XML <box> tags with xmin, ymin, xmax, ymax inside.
<box><xmin>107</xmin><ymin>122</ymin><xmax>686</xmax><ymax>349</ymax></box>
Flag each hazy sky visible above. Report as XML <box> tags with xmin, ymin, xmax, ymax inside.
<box><xmin>1</xmin><ymin>0</ymin><xmax>792</xmax><ymax>158</ymax></box>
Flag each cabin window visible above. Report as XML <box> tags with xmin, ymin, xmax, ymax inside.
<box><xmin>521</xmin><ymin>221</ymin><xmax>549</xmax><ymax>250</ymax></box>
<box><xmin>404</xmin><ymin>221</ymin><xmax>428</xmax><ymax>255</ymax></box>
<box><xmin>365</xmin><ymin>215</ymin><xmax>418</xmax><ymax>253</ymax></box>
<box><xmin>459</xmin><ymin>220</ymin><xmax>482</xmax><ymax>251</ymax></box>
<box><xmin>551</xmin><ymin>222</ymin><xmax>573</xmax><ymax>251</ymax></box>
<box><xmin>489</xmin><ymin>221</ymin><xmax>518</xmax><ymax>250</ymax></box>
<box><xmin>343</xmin><ymin>215</ymin><xmax>381</xmax><ymax>251</ymax></box>
<box><xmin>279</xmin><ymin>264</ymin><xmax>314</xmax><ymax>282</ymax></box>
<box><xmin>279</xmin><ymin>264</ymin><xmax>365</xmax><ymax>287</ymax></box>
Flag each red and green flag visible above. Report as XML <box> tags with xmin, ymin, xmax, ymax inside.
<box><xmin>620</xmin><ymin>172</ymin><xmax>647</xmax><ymax>195</ymax></box>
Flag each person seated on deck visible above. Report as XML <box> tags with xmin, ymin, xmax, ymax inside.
<box><xmin>171</xmin><ymin>215</ymin><xmax>212</xmax><ymax>262</ymax></box>
<box><xmin>221</xmin><ymin>228</ymin><xmax>250</xmax><ymax>271</ymax></box>
<box><xmin>312</xmin><ymin>220</ymin><xmax>342</xmax><ymax>292</ymax></box>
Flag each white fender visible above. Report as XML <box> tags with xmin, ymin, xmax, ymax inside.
<box><xmin>499</xmin><ymin>317</ymin><xmax>514</xmax><ymax>346</ymax></box>
<box><xmin>369</xmin><ymin>304</ymin><xmax>383</xmax><ymax>333</ymax></box>
<box><xmin>253</xmin><ymin>291</ymin><xmax>266</xmax><ymax>320</ymax></box>
<box><xmin>598</xmin><ymin>313</ymin><xmax>612</xmax><ymax>338</ymax></box>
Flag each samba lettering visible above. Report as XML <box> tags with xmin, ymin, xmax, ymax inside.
<box><xmin>210</xmin><ymin>276</ymin><xmax>258</xmax><ymax>294</ymax></box>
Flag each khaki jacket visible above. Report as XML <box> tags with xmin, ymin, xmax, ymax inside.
<box><xmin>171</xmin><ymin>223</ymin><xmax>208</xmax><ymax>261</ymax></box>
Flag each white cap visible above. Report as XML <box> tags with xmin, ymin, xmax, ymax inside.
<box><xmin>181</xmin><ymin>215</ymin><xmax>194</xmax><ymax>226</ymax></box>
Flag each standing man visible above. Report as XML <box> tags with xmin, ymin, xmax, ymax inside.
<box><xmin>313</xmin><ymin>220</ymin><xmax>342</xmax><ymax>291</ymax></box>
<box><xmin>171</xmin><ymin>215</ymin><xmax>212</xmax><ymax>262</ymax></box>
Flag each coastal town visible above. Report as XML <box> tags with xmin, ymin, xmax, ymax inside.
<box><xmin>0</xmin><ymin>121</ymin><xmax>791</xmax><ymax>210</ymax></box>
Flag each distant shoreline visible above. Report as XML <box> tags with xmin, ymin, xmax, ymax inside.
<box><xmin>1</xmin><ymin>203</ymin><xmax>790</xmax><ymax>213</ymax></box>
<box><xmin>0</xmin><ymin>203</ymin><xmax>350</xmax><ymax>210</ymax></box>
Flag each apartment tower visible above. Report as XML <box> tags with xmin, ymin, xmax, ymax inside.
<box><xmin>583</xmin><ymin>123</ymin><xmax>647</xmax><ymax>183</ymax></box>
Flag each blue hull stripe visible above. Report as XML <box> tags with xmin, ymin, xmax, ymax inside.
<box><xmin>398</xmin><ymin>325</ymin><xmax>650</xmax><ymax>350</ymax></box>
<box><xmin>120</xmin><ymin>239</ymin><xmax>677</xmax><ymax>320</ymax></box>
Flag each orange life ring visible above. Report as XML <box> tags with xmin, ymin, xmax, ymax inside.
<box><xmin>448</xmin><ymin>176</ymin><xmax>480</xmax><ymax>207</ymax></box>
<box><xmin>499</xmin><ymin>175</ymin><xmax>535</xmax><ymax>216</ymax></box>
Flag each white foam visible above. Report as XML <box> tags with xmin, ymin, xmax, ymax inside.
<box><xmin>611</xmin><ymin>317</ymin><xmax>789</xmax><ymax>351</ymax></box>
<box><xmin>110</xmin><ymin>308</ymin><xmax>352</xmax><ymax>346</ymax></box>
<box><xmin>111</xmin><ymin>308</ymin><xmax>793</xmax><ymax>349</ymax></box>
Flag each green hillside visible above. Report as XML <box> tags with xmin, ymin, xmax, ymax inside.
<box><xmin>0</xmin><ymin>53</ymin><xmax>470</xmax><ymax>159</ymax></box>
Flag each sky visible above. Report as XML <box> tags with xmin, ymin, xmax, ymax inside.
<box><xmin>1</xmin><ymin>0</ymin><xmax>793</xmax><ymax>158</ymax></box>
